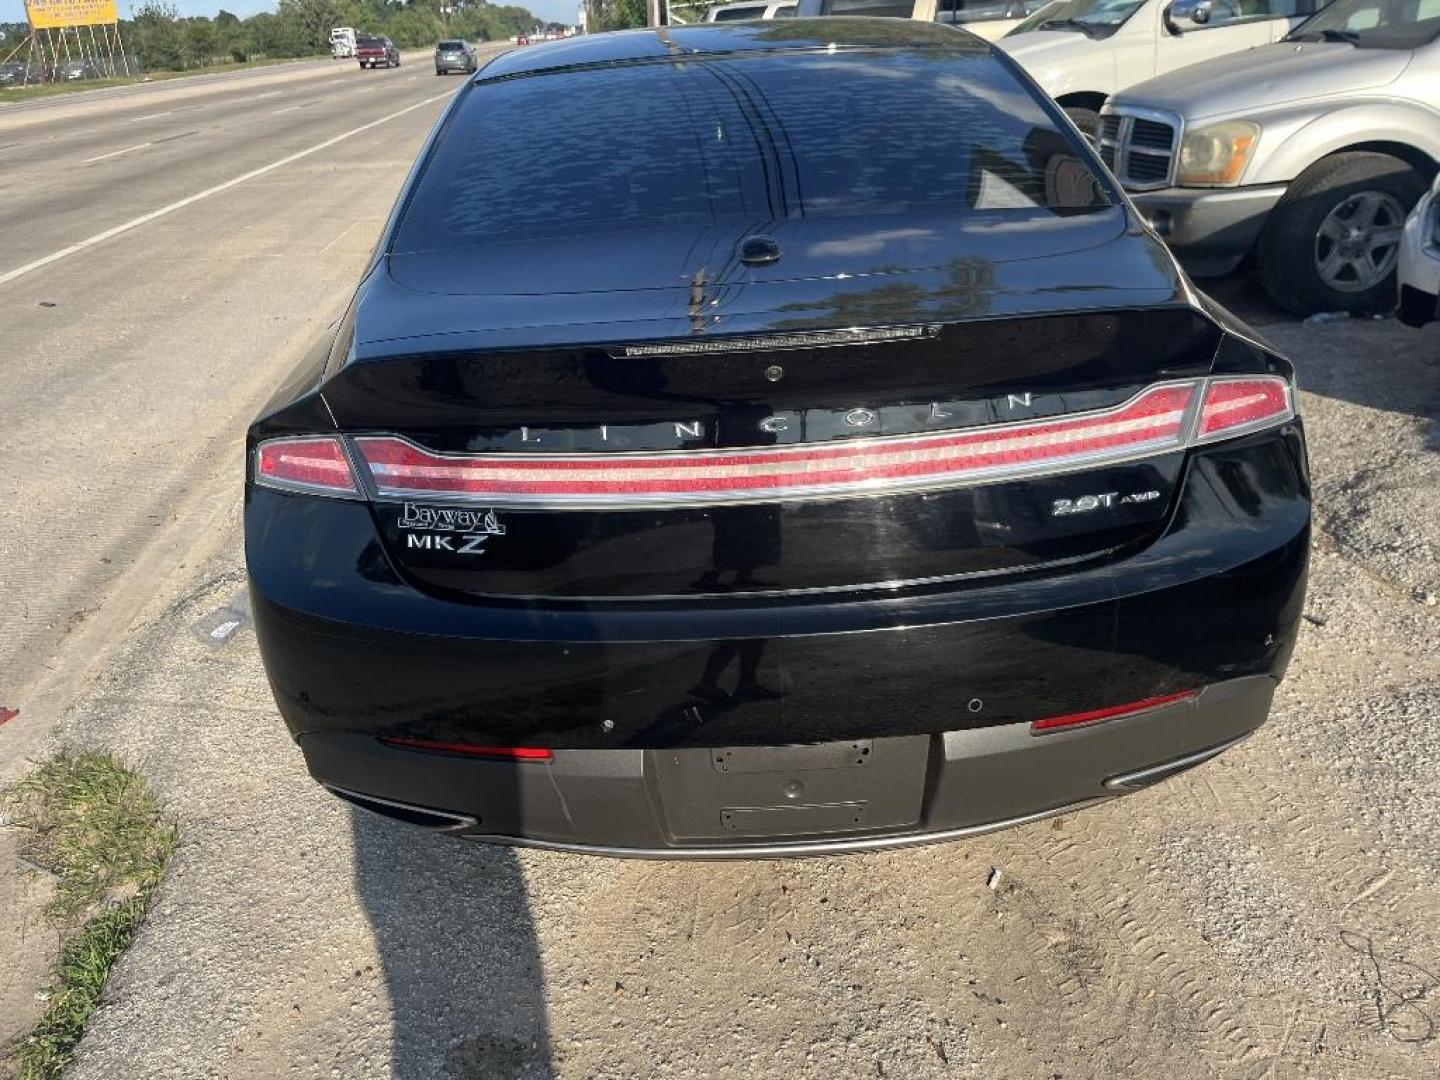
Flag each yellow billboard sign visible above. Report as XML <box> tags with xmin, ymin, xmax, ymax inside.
<box><xmin>25</xmin><ymin>0</ymin><xmax>119</xmax><ymax>30</ymax></box>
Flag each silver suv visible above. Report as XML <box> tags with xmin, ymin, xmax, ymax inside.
<box><xmin>1102</xmin><ymin>0</ymin><xmax>1440</xmax><ymax>314</ymax></box>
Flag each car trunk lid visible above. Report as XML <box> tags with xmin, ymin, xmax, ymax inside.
<box><xmin>325</xmin><ymin>217</ymin><xmax>1220</xmax><ymax>599</ymax></box>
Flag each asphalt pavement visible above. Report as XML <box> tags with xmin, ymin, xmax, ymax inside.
<box><xmin>0</xmin><ymin>52</ymin><xmax>473</xmax><ymax>734</ymax></box>
<box><xmin>1</xmin><ymin>48</ymin><xmax>1439</xmax><ymax>1080</ymax></box>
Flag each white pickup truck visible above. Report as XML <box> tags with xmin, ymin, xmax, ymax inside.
<box><xmin>1105</xmin><ymin>0</ymin><xmax>1440</xmax><ymax>314</ymax></box>
<box><xmin>997</xmin><ymin>0</ymin><xmax>1327</xmax><ymax>133</ymax></box>
<box><xmin>801</xmin><ymin>0</ymin><xmax>1053</xmax><ymax>41</ymax></box>
<box><xmin>329</xmin><ymin>27</ymin><xmax>357</xmax><ymax>60</ymax></box>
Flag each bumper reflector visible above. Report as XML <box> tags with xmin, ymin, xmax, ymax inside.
<box><xmin>381</xmin><ymin>737</ymin><xmax>553</xmax><ymax>761</ymax></box>
<box><xmin>1030</xmin><ymin>689</ymin><xmax>1197</xmax><ymax>734</ymax></box>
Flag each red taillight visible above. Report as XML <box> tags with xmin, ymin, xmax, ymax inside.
<box><xmin>1030</xmin><ymin>689</ymin><xmax>1198</xmax><ymax>734</ymax></box>
<box><xmin>353</xmin><ymin>383</ymin><xmax>1199</xmax><ymax>507</ymax></box>
<box><xmin>1197</xmin><ymin>377</ymin><xmax>1292</xmax><ymax>441</ymax></box>
<box><xmin>381</xmin><ymin>737</ymin><xmax>553</xmax><ymax>761</ymax></box>
<box><xmin>263</xmin><ymin>376</ymin><xmax>1293</xmax><ymax>507</ymax></box>
<box><xmin>253</xmin><ymin>436</ymin><xmax>359</xmax><ymax>497</ymax></box>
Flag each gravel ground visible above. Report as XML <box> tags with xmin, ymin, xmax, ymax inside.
<box><xmin>5</xmin><ymin>292</ymin><xmax>1429</xmax><ymax>1079</ymax></box>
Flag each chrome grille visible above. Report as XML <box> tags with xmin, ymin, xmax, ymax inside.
<box><xmin>1097</xmin><ymin>111</ymin><xmax>1178</xmax><ymax>191</ymax></box>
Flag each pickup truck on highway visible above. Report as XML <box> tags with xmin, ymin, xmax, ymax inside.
<box><xmin>330</xmin><ymin>27</ymin><xmax>357</xmax><ymax>59</ymax></box>
<box><xmin>356</xmin><ymin>36</ymin><xmax>400</xmax><ymax>69</ymax></box>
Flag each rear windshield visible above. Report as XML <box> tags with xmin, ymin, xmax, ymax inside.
<box><xmin>357</xmin><ymin>36</ymin><xmax>381</xmax><ymax>46</ymax></box>
<box><xmin>393</xmin><ymin>49</ymin><xmax>1112</xmax><ymax>251</ymax></box>
<box><xmin>438</xmin><ymin>40</ymin><xmax>466</xmax><ymax>49</ymax></box>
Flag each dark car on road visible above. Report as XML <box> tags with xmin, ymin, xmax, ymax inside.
<box><xmin>247</xmin><ymin>21</ymin><xmax>1310</xmax><ymax>857</ymax></box>
<box><xmin>356</xmin><ymin>35</ymin><xmax>400</xmax><ymax>69</ymax></box>
<box><xmin>434</xmin><ymin>38</ymin><xmax>478</xmax><ymax>75</ymax></box>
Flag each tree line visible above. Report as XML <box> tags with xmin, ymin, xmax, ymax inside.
<box><xmin>1</xmin><ymin>0</ymin><xmax>549</xmax><ymax>73</ymax></box>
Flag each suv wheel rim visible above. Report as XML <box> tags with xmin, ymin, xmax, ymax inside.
<box><xmin>1314</xmin><ymin>190</ymin><xmax>1405</xmax><ymax>293</ymax></box>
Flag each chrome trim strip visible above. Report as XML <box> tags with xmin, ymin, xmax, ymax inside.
<box><xmin>326</xmin><ymin>784</ymin><xmax>480</xmax><ymax>831</ymax></box>
<box><xmin>611</xmin><ymin>324</ymin><xmax>941</xmax><ymax>357</ymax></box>
<box><xmin>360</xmin><ymin>438</ymin><xmax>1191</xmax><ymax>510</ymax></box>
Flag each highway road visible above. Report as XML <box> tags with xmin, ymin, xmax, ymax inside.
<box><xmin>2</xmin><ymin>44</ymin><xmax>1439</xmax><ymax>1080</ymax></box>
<box><xmin>0</xmin><ymin>55</ymin><xmax>478</xmax><ymax>712</ymax></box>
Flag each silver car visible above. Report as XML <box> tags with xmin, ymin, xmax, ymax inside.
<box><xmin>1398</xmin><ymin>173</ymin><xmax>1440</xmax><ymax>324</ymax></box>
<box><xmin>1101</xmin><ymin>0</ymin><xmax>1440</xmax><ymax>315</ymax></box>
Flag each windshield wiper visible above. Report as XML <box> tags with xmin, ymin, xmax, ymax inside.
<box><xmin>1286</xmin><ymin>27</ymin><xmax>1361</xmax><ymax>43</ymax></box>
<box><xmin>1037</xmin><ymin>17</ymin><xmax>1101</xmax><ymax>35</ymax></box>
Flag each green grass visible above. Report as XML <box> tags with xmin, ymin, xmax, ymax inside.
<box><xmin>0</xmin><ymin>56</ymin><xmax>316</xmax><ymax>104</ymax></box>
<box><xmin>3</xmin><ymin>752</ymin><xmax>177</xmax><ymax>1080</ymax></box>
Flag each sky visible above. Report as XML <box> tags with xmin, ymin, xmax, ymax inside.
<box><xmin>0</xmin><ymin>0</ymin><xmax>583</xmax><ymax>30</ymax></box>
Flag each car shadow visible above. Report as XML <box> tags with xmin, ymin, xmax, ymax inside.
<box><xmin>350</xmin><ymin>808</ymin><xmax>554</xmax><ymax>1079</ymax></box>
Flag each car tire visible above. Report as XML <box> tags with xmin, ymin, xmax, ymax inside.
<box><xmin>1257</xmin><ymin>152</ymin><xmax>1426</xmax><ymax>316</ymax></box>
<box><xmin>1063</xmin><ymin>106</ymin><xmax>1101</xmax><ymax>142</ymax></box>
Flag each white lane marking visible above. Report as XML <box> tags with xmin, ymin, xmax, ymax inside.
<box><xmin>0</xmin><ymin>92</ymin><xmax>449</xmax><ymax>289</ymax></box>
<box><xmin>317</xmin><ymin>217</ymin><xmax>366</xmax><ymax>256</ymax></box>
<box><xmin>272</xmin><ymin>104</ymin><xmax>303</xmax><ymax>115</ymax></box>
<box><xmin>128</xmin><ymin>110</ymin><xmax>174</xmax><ymax>122</ymax></box>
<box><xmin>83</xmin><ymin>141</ymin><xmax>153</xmax><ymax>164</ymax></box>
<box><xmin>252</xmin><ymin>90</ymin><xmax>282</xmax><ymax>99</ymax></box>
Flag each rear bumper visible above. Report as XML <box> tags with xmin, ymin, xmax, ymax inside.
<box><xmin>248</xmin><ymin>426</ymin><xmax>1310</xmax><ymax>851</ymax></box>
<box><xmin>301</xmin><ymin>675</ymin><xmax>1272</xmax><ymax>857</ymax></box>
<box><xmin>1131</xmin><ymin>184</ymin><xmax>1288</xmax><ymax>276</ymax></box>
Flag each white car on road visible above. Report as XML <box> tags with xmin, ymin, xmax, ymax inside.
<box><xmin>998</xmin><ymin>0</ymin><xmax>1326</xmax><ymax>133</ymax></box>
<box><xmin>1399</xmin><ymin>174</ymin><xmax>1440</xmax><ymax>326</ymax></box>
<box><xmin>707</xmin><ymin>1</ymin><xmax>799</xmax><ymax>17</ymax></box>
<box><xmin>795</xmin><ymin>0</ymin><xmax>1054</xmax><ymax>42</ymax></box>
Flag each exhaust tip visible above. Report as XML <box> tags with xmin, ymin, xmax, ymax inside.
<box><xmin>325</xmin><ymin>785</ymin><xmax>478</xmax><ymax>832</ymax></box>
<box><xmin>1103</xmin><ymin>733</ymin><xmax>1250</xmax><ymax>791</ymax></box>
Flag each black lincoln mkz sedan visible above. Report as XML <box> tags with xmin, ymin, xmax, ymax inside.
<box><xmin>246</xmin><ymin>21</ymin><xmax>1309</xmax><ymax>857</ymax></box>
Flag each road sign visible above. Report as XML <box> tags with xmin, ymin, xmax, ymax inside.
<box><xmin>24</xmin><ymin>0</ymin><xmax>120</xmax><ymax>31</ymax></box>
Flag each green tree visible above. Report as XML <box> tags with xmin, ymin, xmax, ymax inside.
<box><xmin>277</xmin><ymin>0</ymin><xmax>346</xmax><ymax>52</ymax></box>
<box><xmin>591</xmin><ymin>0</ymin><xmax>646</xmax><ymax>31</ymax></box>
<box><xmin>131</xmin><ymin>1</ymin><xmax>184</xmax><ymax>71</ymax></box>
<box><xmin>182</xmin><ymin>19</ymin><xmax>224</xmax><ymax>66</ymax></box>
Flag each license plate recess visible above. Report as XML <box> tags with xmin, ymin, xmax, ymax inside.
<box><xmin>649</xmin><ymin>735</ymin><xmax>930</xmax><ymax>842</ymax></box>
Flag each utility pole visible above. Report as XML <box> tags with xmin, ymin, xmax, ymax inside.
<box><xmin>647</xmin><ymin>0</ymin><xmax>666</xmax><ymax>26</ymax></box>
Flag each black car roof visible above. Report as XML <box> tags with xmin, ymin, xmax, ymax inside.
<box><xmin>479</xmin><ymin>18</ymin><xmax>987</xmax><ymax>81</ymax></box>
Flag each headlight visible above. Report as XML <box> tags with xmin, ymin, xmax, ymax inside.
<box><xmin>1176</xmin><ymin>121</ymin><xmax>1260</xmax><ymax>187</ymax></box>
